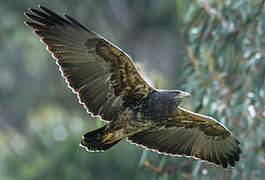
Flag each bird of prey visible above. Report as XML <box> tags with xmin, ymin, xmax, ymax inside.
<box><xmin>24</xmin><ymin>6</ymin><xmax>241</xmax><ymax>168</ymax></box>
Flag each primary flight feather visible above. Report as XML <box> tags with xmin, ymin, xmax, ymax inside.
<box><xmin>24</xmin><ymin>6</ymin><xmax>241</xmax><ymax>168</ymax></box>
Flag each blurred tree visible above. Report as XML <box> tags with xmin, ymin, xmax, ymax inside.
<box><xmin>0</xmin><ymin>0</ymin><xmax>183</xmax><ymax>179</ymax></box>
<box><xmin>139</xmin><ymin>0</ymin><xmax>265</xmax><ymax>179</ymax></box>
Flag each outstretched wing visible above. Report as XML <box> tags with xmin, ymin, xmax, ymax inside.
<box><xmin>128</xmin><ymin>107</ymin><xmax>241</xmax><ymax>168</ymax></box>
<box><xmin>24</xmin><ymin>6</ymin><xmax>153</xmax><ymax>122</ymax></box>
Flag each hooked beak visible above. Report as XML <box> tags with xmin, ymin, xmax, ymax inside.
<box><xmin>178</xmin><ymin>92</ymin><xmax>190</xmax><ymax>99</ymax></box>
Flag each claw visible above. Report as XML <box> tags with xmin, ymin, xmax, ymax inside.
<box><xmin>103</xmin><ymin>133</ymin><xmax>115</xmax><ymax>144</ymax></box>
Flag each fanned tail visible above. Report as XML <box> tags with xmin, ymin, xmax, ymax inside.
<box><xmin>80</xmin><ymin>125</ymin><xmax>120</xmax><ymax>152</ymax></box>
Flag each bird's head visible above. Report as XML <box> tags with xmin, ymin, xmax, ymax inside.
<box><xmin>166</xmin><ymin>90</ymin><xmax>190</xmax><ymax>106</ymax></box>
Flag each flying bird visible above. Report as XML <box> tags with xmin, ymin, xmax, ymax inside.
<box><xmin>24</xmin><ymin>6</ymin><xmax>241</xmax><ymax>168</ymax></box>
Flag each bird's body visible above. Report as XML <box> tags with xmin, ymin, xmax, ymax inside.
<box><xmin>25</xmin><ymin>6</ymin><xmax>241</xmax><ymax>168</ymax></box>
<box><xmin>96</xmin><ymin>90</ymin><xmax>186</xmax><ymax>144</ymax></box>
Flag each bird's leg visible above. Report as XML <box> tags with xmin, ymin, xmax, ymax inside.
<box><xmin>102</xmin><ymin>132</ymin><xmax>115</xmax><ymax>144</ymax></box>
<box><xmin>103</xmin><ymin>109</ymin><xmax>150</xmax><ymax>144</ymax></box>
<box><xmin>103</xmin><ymin>128</ymin><xmax>126</xmax><ymax>144</ymax></box>
<box><xmin>102</xmin><ymin>115</ymin><xmax>128</xmax><ymax>144</ymax></box>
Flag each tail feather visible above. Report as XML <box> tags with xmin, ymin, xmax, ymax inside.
<box><xmin>80</xmin><ymin>125</ymin><xmax>120</xmax><ymax>152</ymax></box>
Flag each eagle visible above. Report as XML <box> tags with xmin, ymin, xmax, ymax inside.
<box><xmin>24</xmin><ymin>6</ymin><xmax>241</xmax><ymax>168</ymax></box>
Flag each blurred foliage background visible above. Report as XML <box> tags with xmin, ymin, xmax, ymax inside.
<box><xmin>0</xmin><ymin>0</ymin><xmax>264</xmax><ymax>179</ymax></box>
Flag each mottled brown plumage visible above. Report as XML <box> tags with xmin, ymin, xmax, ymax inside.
<box><xmin>24</xmin><ymin>6</ymin><xmax>241</xmax><ymax>168</ymax></box>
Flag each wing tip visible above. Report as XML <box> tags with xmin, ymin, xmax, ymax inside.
<box><xmin>24</xmin><ymin>21</ymin><xmax>37</xmax><ymax>29</ymax></box>
<box><xmin>28</xmin><ymin>7</ymin><xmax>35</xmax><ymax>12</ymax></box>
<box><xmin>24</xmin><ymin>21</ymin><xmax>29</xmax><ymax>26</ymax></box>
<box><xmin>38</xmin><ymin>5</ymin><xmax>44</xmax><ymax>10</ymax></box>
<box><xmin>24</xmin><ymin>12</ymin><xmax>28</xmax><ymax>17</ymax></box>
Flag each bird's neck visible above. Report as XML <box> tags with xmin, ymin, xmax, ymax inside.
<box><xmin>141</xmin><ymin>91</ymin><xmax>177</xmax><ymax>120</ymax></box>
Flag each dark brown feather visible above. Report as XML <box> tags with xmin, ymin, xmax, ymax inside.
<box><xmin>25</xmin><ymin>6</ymin><xmax>153</xmax><ymax>122</ymax></box>
<box><xmin>128</xmin><ymin>107</ymin><xmax>241</xmax><ymax>168</ymax></box>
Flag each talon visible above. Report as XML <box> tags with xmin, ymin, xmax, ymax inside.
<box><xmin>103</xmin><ymin>133</ymin><xmax>114</xmax><ymax>144</ymax></box>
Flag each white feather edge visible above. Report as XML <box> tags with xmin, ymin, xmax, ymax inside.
<box><xmin>35</xmin><ymin>18</ymin><xmax>155</xmax><ymax>123</ymax></box>
<box><xmin>126</xmin><ymin>138</ymin><xmax>231</xmax><ymax>169</ymax></box>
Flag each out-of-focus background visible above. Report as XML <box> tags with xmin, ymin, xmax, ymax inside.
<box><xmin>0</xmin><ymin>0</ymin><xmax>264</xmax><ymax>179</ymax></box>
